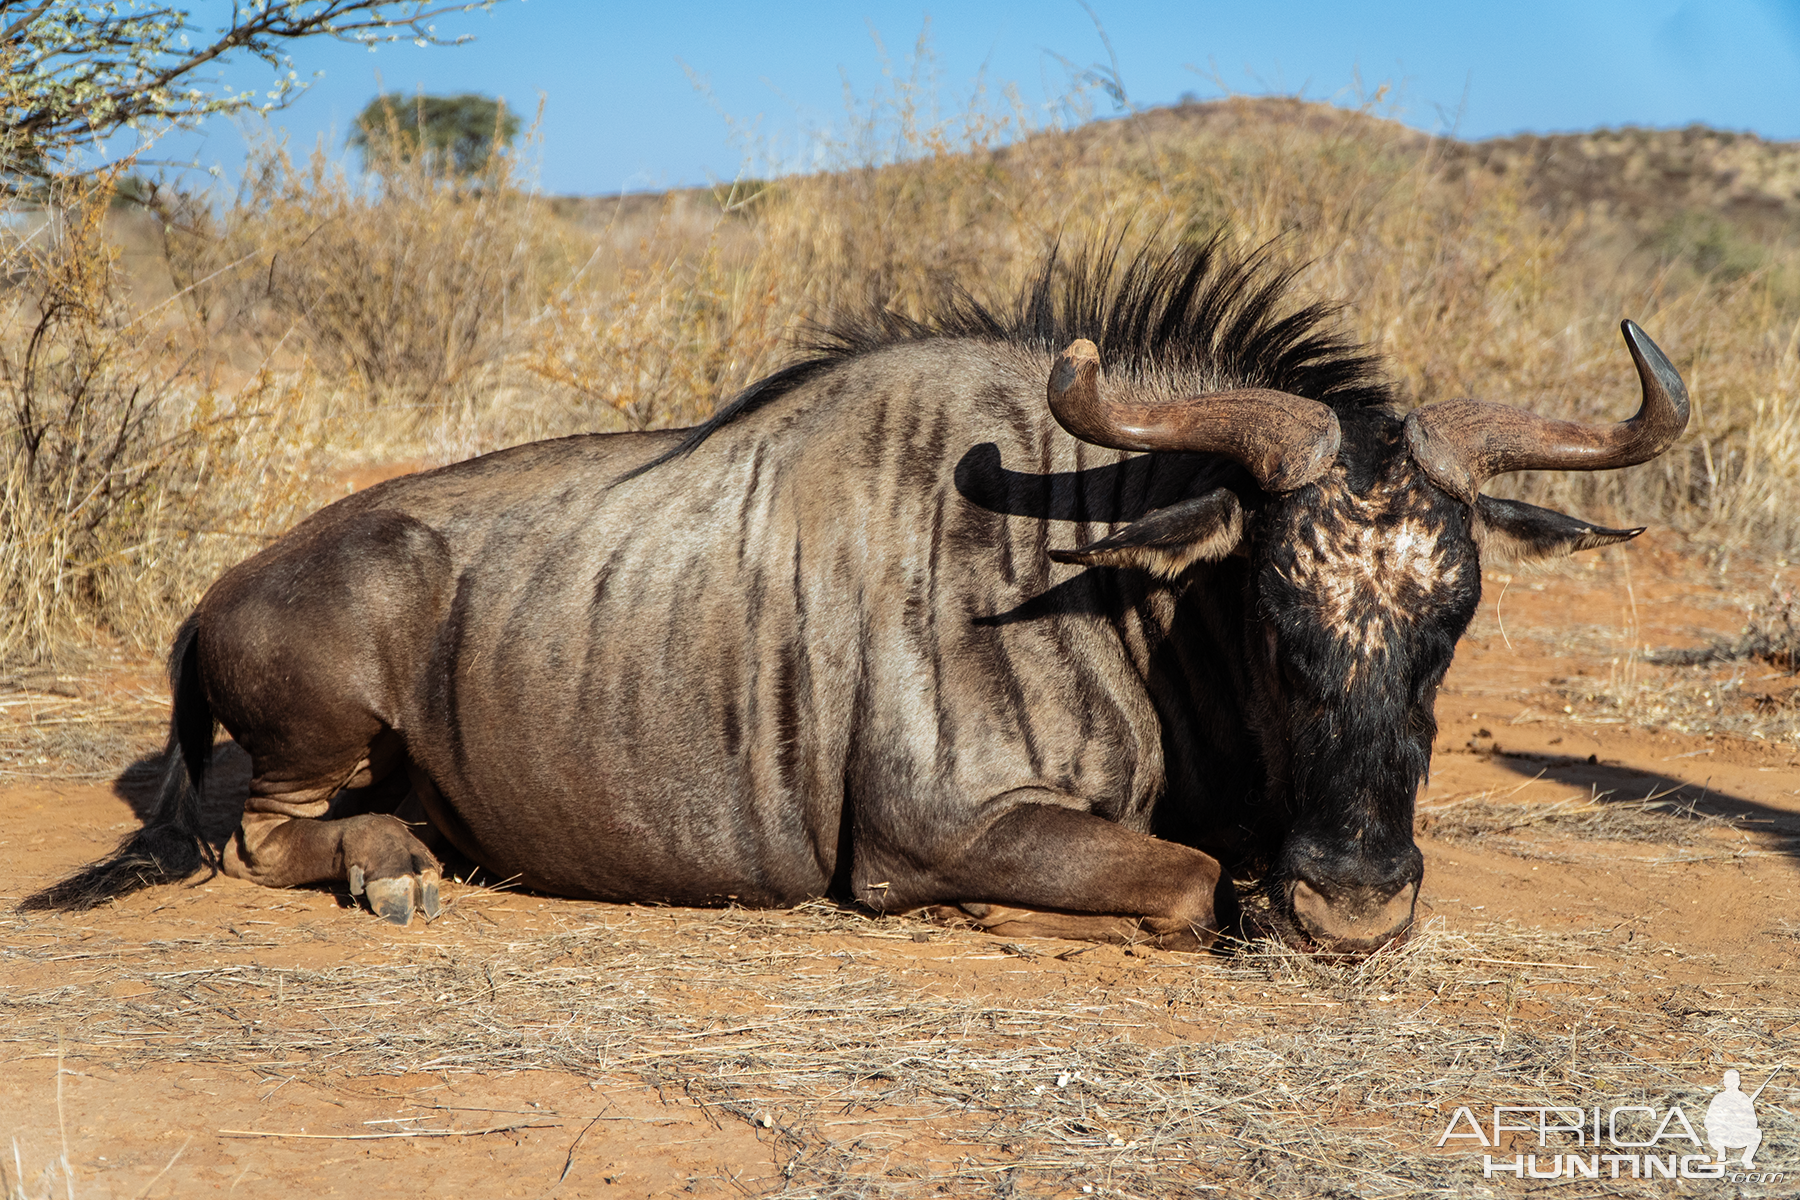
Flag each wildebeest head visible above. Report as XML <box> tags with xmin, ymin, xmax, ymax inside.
<box><xmin>1047</xmin><ymin>321</ymin><xmax>1689</xmax><ymax>951</ymax></box>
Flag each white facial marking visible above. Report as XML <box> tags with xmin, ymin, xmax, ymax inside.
<box><xmin>1282</xmin><ymin>471</ymin><xmax>1452</xmax><ymax>658</ymax></box>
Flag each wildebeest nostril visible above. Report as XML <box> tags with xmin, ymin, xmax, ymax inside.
<box><xmin>1289</xmin><ymin>876</ymin><xmax>1419</xmax><ymax>952</ymax></box>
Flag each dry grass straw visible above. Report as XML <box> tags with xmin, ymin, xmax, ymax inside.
<box><xmin>1541</xmin><ymin>572</ymin><xmax>1800</xmax><ymax>744</ymax></box>
<box><xmin>1560</xmin><ymin>657</ymin><xmax>1800</xmax><ymax>745</ymax></box>
<box><xmin>0</xmin><ymin>675</ymin><xmax>167</xmax><ymax>779</ymax></box>
<box><xmin>1419</xmin><ymin>789</ymin><xmax>1744</xmax><ymax>848</ymax></box>
<box><xmin>190</xmin><ymin>132</ymin><xmax>554</xmax><ymax>411</ymax></box>
<box><xmin>3</xmin><ymin>891</ymin><xmax>1792</xmax><ymax>1197</ymax></box>
<box><xmin>1651</xmin><ymin>578</ymin><xmax>1800</xmax><ymax>673</ymax></box>
<box><xmin>0</xmin><ymin>176</ymin><xmax>319</xmax><ymax>667</ymax></box>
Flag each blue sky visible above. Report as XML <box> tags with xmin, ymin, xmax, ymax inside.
<box><xmin>145</xmin><ymin>0</ymin><xmax>1800</xmax><ymax>195</ymax></box>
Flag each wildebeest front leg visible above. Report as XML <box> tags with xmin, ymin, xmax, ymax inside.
<box><xmin>898</xmin><ymin>799</ymin><xmax>1235</xmax><ymax>949</ymax></box>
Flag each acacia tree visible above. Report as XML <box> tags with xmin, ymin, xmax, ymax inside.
<box><xmin>0</xmin><ymin>0</ymin><xmax>503</xmax><ymax>191</ymax></box>
<box><xmin>348</xmin><ymin>91</ymin><xmax>519</xmax><ymax>176</ymax></box>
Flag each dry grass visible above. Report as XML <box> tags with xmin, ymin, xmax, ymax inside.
<box><xmin>195</xmin><ymin>138</ymin><xmax>557</xmax><ymax>410</ymax></box>
<box><xmin>1418</xmin><ymin>790</ymin><xmax>1744</xmax><ymax>848</ymax></box>
<box><xmin>1535</xmin><ymin>572</ymin><xmax>1800</xmax><ymax>744</ymax></box>
<box><xmin>1</xmin><ymin>894</ymin><xmax>1792</xmax><ymax>1198</ymax></box>
<box><xmin>4</xmin><ymin>49</ymin><xmax>1800</xmax><ymax>667</ymax></box>
<box><xmin>1557</xmin><ymin>659</ymin><xmax>1800</xmax><ymax>745</ymax></box>
<box><xmin>0</xmin><ymin>673</ymin><xmax>167</xmax><ymax>779</ymax></box>
<box><xmin>1650</xmin><ymin>581</ymin><xmax>1800</xmax><ymax>673</ymax></box>
<box><xmin>0</xmin><ymin>177</ymin><xmax>321</xmax><ymax>666</ymax></box>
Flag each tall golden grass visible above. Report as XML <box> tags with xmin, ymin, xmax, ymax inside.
<box><xmin>0</xmin><ymin>177</ymin><xmax>319</xmax><ymax>663</ymax></box>
<box><xmin>4</xmin><ymin>62</ymin><xmax>1798</xmax><ymax>664</ymax></box>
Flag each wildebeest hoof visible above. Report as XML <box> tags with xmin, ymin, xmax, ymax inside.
<box><xmin>346</xmin><ymin>864</ymin><xmax>438</xmax><ymax>924</ymax></box>
<box><xmin>366</xmin><ymin>876</ymin><xmax>413</xmax><ymax>924</ymax></box>
<box><xmin>360</xmin><ymin>870</ymin><xmax>442</xmax><ymax>925</ymax></box>
<box><xmin>337</xmin><ymin>814</ymin><xmax>443</xmax><ymax>924</ymax></box>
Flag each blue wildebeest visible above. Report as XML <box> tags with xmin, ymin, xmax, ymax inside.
<box><xmin>28</xmin><ymin>241</ymin><xmax>1689</xmax><ymax>951</ymax></box>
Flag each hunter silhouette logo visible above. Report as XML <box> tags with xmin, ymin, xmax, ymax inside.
<box><xmin>1705</xmin><ymin>1069</ymin><xmax>1772</xmax><ymax>1167</ymax></box>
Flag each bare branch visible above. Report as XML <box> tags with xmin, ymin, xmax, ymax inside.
<box><xmin>1</xmin><ymin>0</ymin><xmax>505</xmax><ymax>189</ymax></box>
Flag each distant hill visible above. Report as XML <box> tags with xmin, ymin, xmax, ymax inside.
<box><xmin>1456</xmin><ymin>123</ymin><xmax>1800</xmax><ymax>233</ymax></box>
<box><xmin>1063</xmin><ymin>97</ymin><xmax>1800</xmax><ymax>238</ymax></box>
<box><xmin>553</xmin><ymin>96</ymin><xmax>1800</xmax><ymax>254</ymax></box>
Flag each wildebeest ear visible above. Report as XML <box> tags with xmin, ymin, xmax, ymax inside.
<box><xmin>1474</xmin><ymin>495</ymin><xmax>1643</xmax><ymax>561</ymax></box>
<box><xmin>1049</xmin><ymin>488</ymin><xmax>1245</xmax><ymax>579</ymax></box>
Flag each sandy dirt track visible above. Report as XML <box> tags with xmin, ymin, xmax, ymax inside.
<box><xmin>4</xmin><ymin>535</ymin><xmax>1798</xmax><ymax>1197</ymax></box>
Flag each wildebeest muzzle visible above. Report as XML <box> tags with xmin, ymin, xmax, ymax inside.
<box><xmin>1277</xmin><ymin>833</ymin><xmax>1425</xmax><ymax>953</ymax></box>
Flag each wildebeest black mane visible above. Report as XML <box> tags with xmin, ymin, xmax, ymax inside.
<box><xmin>628</xmin><ymin>234</ymin><xmax>1394</xmax><ymax>480</ymax></box>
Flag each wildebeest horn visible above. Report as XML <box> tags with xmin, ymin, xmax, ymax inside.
<box><xmin>1046</xmin><ymin>339</ymin><xmax>1343</xmax><ymax>492</ymax></box>
<box><xmin>1403</xmin><ymin>320</ymin><xmax>1690</xmax><ymax>504</ymax></box>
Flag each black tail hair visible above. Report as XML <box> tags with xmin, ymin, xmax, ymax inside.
<box><xmin>19</xmin><ymin>614</ymin><xmax>216</xmax><ymax>911</ymax></box>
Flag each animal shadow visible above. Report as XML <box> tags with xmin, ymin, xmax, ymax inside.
<box><xmin>112</xmin><ymin>740</ymin><xmax>252</xmax><ymax>845</ymax></box>
<box><xmin>1487</xmin><ymin>749</ymin><xmax>1800</xmax><ymax>863</ymax></box>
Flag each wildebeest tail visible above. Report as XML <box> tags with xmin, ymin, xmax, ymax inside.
<box><xmin>20</xmin><ymin>614</ymin><xmax>216</xmax><ymax>911</ymax></box>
